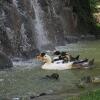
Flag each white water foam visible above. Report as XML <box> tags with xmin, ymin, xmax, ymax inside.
<box><xmin>13</xmin><ymin>0</ymin><xmax>18</xmax><ymax>8</ymax></box>
<box><xmin>12</xmin><ymin>58</ymin><xmax>42</xmax><ymax>69</ymax></box>
<box><xmin>31</xmin><ymin>0</ymin><xmax>50</xmax><ymax>49</ymax></box>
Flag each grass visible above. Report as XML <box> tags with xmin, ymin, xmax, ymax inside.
<box><xmin>96</xmin><ymin>23</ymin><xmax>100</xmax><ymax>28</ymax></box>
<box><xmin>68</xmin><ymin>90</ymin><xmax>100</xmax><ymax>100</ymax></box>
<box><xmin>0</xmin><ymin>40</ymin><xmax>100</xmax><ymax>100</ymax></box>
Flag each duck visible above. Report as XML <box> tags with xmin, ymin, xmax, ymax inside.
<box><xmin>72</xmin><ymin>58</ymin><xmax>94</xmax><ymax>69</ymax></box>
<box><xmin>42</xmin><ymin>61</ymin><xmax>73</xmax><ymax>70</ymax></box>
<box><xmin>37</xmin><ymin>53</ymin><xmax>94</xmax><ymax>70</ymax></box>
<box><xmin>53</xmin><ymin>51</ymin><xmax>80</xmax><ymax>62</ymax></box>
<box><xmin>52</xmin><ymin>51</ymin><xmax>63</xmax><ymax>62</ymax></box>
<box><xmin>53</xmin><ymin>50</ymin><xmax>61</xmax><ymax>55</ymax></box>
<box><xmin>37</xmin><ymin>53</ymin><xmax>74</xmax><ymax>70</ymax></box>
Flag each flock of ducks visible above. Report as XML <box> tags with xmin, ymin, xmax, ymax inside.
<box><xmin>37</xmin><ymin>51</ymin><xmax>94</xmax><ymax>70</ymax></box>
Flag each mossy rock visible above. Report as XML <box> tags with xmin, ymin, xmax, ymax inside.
<box><xmin>0</xmin><ymin>52</ymin><xmax>13</xmax><ymax>69</ymax></box>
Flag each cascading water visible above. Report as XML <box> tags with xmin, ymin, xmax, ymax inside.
<box><xmin>0</xmin><ymin>10</ymin><xmax>5</xmax><ymax>27</ymax></box>
<box><xmin>31</xmin><ymin>0</ymin><xmax>50</xmax><ymax>50</ymax></box>
<box><xmin>20</xmin><ymin>23</ymin><xmax>31</xmax><ymax>51</ymax></box>
<box><xmin>13</xmin><ymin>0</ymin><xmax>18</xmax><ymax>8</ymax></box>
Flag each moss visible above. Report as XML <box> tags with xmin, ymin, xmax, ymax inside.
<box><xmin>68</xmin><ymin>90</ymin><xmax>100</xmax><ymax>100</ymax></box>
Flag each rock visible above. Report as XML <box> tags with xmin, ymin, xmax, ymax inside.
<box><xmin>0</xmin><ymin>52</ymin><xmax>13</xmax><ymax>69</ymax></box>
<box><xmin>6</xmin><ymin>0</ymin><xmax>12</xmax><ymax>4</ymax></box>
<box><xmin>81</xmin><ymin>76</ymin><xmax>92</xmax><ymax>83</ymax></box>
<box><xmin>38</xmin><ymin>0</ymin><xmax>48</xmax><ymax>7</ymax></box>
<box><xmin>76</xmin><ymin>82</ymin><xmax>85</xmax><ymax>89</ymax></box>
<box><xmin>65</xmin><ymin>35</ymin><xmax>79</xmax><ymax>43</ymax></box>
<box><xmin>92</xmin><ymin>77</ymin><xmax>100</xmax><ymax>83</ymax></box>
<box><xmin>0</xmin><ymin>79</ymin><xmax>4</xmax><ymax>82</ymax></box>
<box><xmin>80</xmin><ymin>76</ymin><xmax>100</xmax><ymax>84</ymax></box>
<box><xmin>12</xmin><ymin>98</ymin><xmax>20</xmax><ymax>100</ymax></box>
<box><xmin>30</xmin><ymin>96</ymin><xmax>36</xmax><ymax>99</ymax></box>
<box><xmin>43</xmin><ymin>73</ymin><xmax>59</xmax><ymax>80</ymax></box>
<box><xmin>39</xmin><ymin>93</ymin><xmax>47</xmax><ymax>96</ymax></box>
<box><xmin>21</xmin><ymin>49</ymin><xmax>40</xmax><ymax>59</ymax></box>
<box><xmin>50</xmin><ymin>73</ymin><xmax>59</xmax><ymax>80</ymax></box>
<box><xmin>80</xmin><ymin>35</ymin><xmax>96</xmax><ymax>41</ymax></box>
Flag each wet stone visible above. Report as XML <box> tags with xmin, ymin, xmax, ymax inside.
<box><xmin>0</xmin><ymin>52</ymin><xmax>13</xmax><ymax>69</ymax></box>
<box><xmin>12</xmin><ymin>98</ymin><xmax>20</xmax><ymax>100</ymax></box>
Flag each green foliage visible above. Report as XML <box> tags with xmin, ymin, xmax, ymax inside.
<box><xmin>71</xmin><ymin>0</ymin><xmax>94</xmax><ymax>31</ymax></box>
<box><xmin>71</xmin><ymin>0</ymin><xmax>100</xmax><ymax>34</ymax></box>
<box><xmin>89</xmin><ymin>0</ymin><xmax>100</xmax><ymax>34</ymax></box>
<box><xmin>89</xmin><ymin>0</ymin><xmax>99</xmax><ymax>12</ymax></box>
<box><xmin>96</xmin><ymin>23</ymin><xmax>100</xmax><ymax>27</ymax></box>
<box><xmin>68</xmin><ymin>90</ymin><xmax>100</xmax><ymax>100</ymax></box>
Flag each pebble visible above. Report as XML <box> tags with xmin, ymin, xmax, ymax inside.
<box><xmin>0</xmin><ymin>79</ymin><xmax>4</xmax><ymax>82</ymax></box>
<box><xmin>12</xmin><ymin>98</ymin><xmax>20</xmax><ymax>100</ymax></box>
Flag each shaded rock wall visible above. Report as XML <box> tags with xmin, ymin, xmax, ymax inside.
<box><xmin>0</xmin><ymin>52</ymin><xmax>13</xmax><ymax>69</ymax></box>
<box><xmin>0</xmin><ymin>0</ymin><xmax>93</xmax><ymax>56</ymax></box>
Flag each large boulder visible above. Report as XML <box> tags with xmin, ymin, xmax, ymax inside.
<box><xmin>0</xmin><ymin>52</ymin><xmax>13</xmax><ymax>69</ymax></box>
<box><xmin>21</xmin><ymin>49</ymin><xmax>40</xmax><ymax>59</ymax></box>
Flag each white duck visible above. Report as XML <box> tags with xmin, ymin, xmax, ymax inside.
<box><xmin>38</xmin><ymin>53</ymin><xmax>74</xmax><ymax>70</ymax></box>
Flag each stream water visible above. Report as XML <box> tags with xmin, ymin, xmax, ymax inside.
<box><xmin>0</xmin><ymin>40</ymin><xmax>100</xmax><ymax>100</ymax></box>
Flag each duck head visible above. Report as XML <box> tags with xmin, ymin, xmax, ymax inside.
<box><xmin>37</xmin><ymin>53</ymin><xmax>52</xmax><ymax>64</ymax></box>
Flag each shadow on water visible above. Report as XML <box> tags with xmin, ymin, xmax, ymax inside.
<box><xmin>0</xmin><ymin>40</ymin><xmax>100</xmax><ymax>100</ymax></box>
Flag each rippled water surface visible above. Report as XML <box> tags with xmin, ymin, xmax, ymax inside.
<box><xmin>0</xmin><ymin>40</ymin><xmax>100</xmax><ymax>100</ymax></box>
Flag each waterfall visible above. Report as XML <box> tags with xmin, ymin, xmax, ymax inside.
<box><xmin>6</xmin><ymin>27</ymin><xmax>14</xmax><ymax>40</ymax></box>
<box><xmin>20</xmin><ymin>23</ymin><xmax>31</xmax><ymax>51</ymax></box>
<box><xmin>31</xmin><ymin>0</ymin><xmax>50</xmax><ymax>50</ymax></box>
<box><xmin>13</xmin><ymin>0</ymin><xmax>18</xmax><ymax>8</ymax></box>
